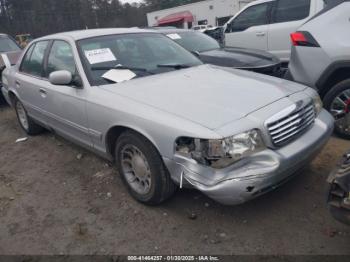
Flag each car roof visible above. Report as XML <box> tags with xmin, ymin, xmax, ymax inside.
<box><xmin>238</xmin><ymin>0</ymin><xmax>274</xmax><ymax>10</ymax></box>
<box><xmin>37</xmin><ymin>28</ymin><xmax>157</xmax><ymax>41</ymax></box>
<box><xmin>247</xmin><ymin>0</ymin><xmax>275</xmax><ymax>5</ymax></box>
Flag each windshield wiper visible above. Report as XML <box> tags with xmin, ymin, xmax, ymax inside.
<box><xmin>157</xmin><ymin>64</ymin><xmax>191</xmax><ymax>70</ymax></box>
<box><xmin>91</xmin><ymin>65</ymin><xmax>154</xmax><ymax>74</ymax></box>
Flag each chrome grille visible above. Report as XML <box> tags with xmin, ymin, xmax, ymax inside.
<box><xmin>267</xmin><ymin>102</ymin><xmax>316</xmax><ymax>147</ymax></box>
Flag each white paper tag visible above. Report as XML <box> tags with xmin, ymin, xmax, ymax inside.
<box><xmin>1</xmin><ymin>53</ymin><xmax>11</xmax><ymax>68</ymax></box>
<box><xmin>84</xmin><ymin>48</ymin><xmax>117</xmax><ymax>65</ymax></box>
<box><xmin>102</xmin><ymin>69</ymin><xmax>136</xmax><ymax>83</ymax></box>
<box><xmin>167</xmin><ymin>33</ymin><xmax>182</xmax><ymax>40</ymax></box>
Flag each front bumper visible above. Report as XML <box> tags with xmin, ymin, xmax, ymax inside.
<box><xmin>164</xmin><ymin>110</ymin><xmax>334</xmax><ymax>205</ymax></box>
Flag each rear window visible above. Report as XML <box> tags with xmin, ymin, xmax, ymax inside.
<box><xmin>307</xmin><ymin>0</ymin><xmax>349</xmax><ymax>23</ymax></box>
<box><xmin>169</xmin><ymin>32</ymin><xmax>220</xmax><ymax>53</ymax></box>
<box><xmin>273</xmin><ymin>0</ymin><xmax>311</xmax><ymax>23</ymax></box>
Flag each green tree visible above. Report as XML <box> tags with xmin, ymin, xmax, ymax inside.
<box><xmin>0</xmin><ymin>0</ymin><xmax>202</xmax><ymax>37</ymax></box>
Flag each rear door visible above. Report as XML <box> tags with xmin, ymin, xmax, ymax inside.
<box><xmin>268</xmin><ymin>0</ymin><xmax>314</xmax><ymax>62</ymax></box>
<box><xmin>224</xmin><ymin>2</ymin><xmax>272</xmax><ymax>51</ymax></box>
<box><xmin>16</xmin><ymin>41</ymin><xmax>50</xmax><ymax>126</ymax></box>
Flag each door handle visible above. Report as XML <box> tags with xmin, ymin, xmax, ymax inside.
<box><xmin>256</xmin><ymin>32</ymin><xmax>266</xmax><ymax>37</ymax></box>
<box><xmin>15</xmin><ymin>80</ymin><xmax>21</xmax><ymax>88</ymax></box>
<box><xmin>39</xmin><ymin>88</ymin><xmax>47</xmax><ymax>97</ymax></box>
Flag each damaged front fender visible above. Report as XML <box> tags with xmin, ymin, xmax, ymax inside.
<box><xmin>327</xmin><ymin>152</ymin><xmax>350</xmax><ymax>225</ymax></box>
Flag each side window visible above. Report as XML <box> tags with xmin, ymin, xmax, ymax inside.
<box><xmin>227</xmin><ymin>3</ymin><xmax>269</xmax><ymax>33</ymax></box>
<box><xmin>20</xmin><ymin>44</ymin><xmax>35</xmax><ymax>73</ymax></box>
<box><xmin>273</xmin><ymin>0</ymin><xmax>311</xmax><ymax>23</ymax></box>
<box><xmin>20</xmin><ymin>41</ymin><xmax>49</xmax><ymax>77</ymax></box>
<box><xmin>47</xmin><ymin>40</ymin><xmax>76</xmax><ymax>76</ymax></box>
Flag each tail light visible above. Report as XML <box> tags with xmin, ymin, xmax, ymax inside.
<box><xmin>290</xmin><ymin>31</ymin><xmax>320</xmax><ymax>47</ymax></box>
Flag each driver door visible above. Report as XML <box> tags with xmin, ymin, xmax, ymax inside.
<box><xmin>43</xmin><ymin>40</ymin><xmax>92</xmax><ymax>148</ymax></box>
<box><xmin>224</xmin><ymin>2</ymin><xmax>272</xmax><ymax>51</ymax></box>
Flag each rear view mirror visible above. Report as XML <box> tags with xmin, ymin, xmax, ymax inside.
<box><xmin>49</xmin><ymin>70</ymin><xmax>73</xmax><ymax>86</ymax></box>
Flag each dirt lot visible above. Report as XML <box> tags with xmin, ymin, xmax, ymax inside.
<box><xmin>0</xmin><ymin>104</ymin><xmax>349</xmax><ymax>255</ymax></box>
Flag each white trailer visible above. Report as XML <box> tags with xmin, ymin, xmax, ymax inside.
<box><xmin>147</xmin><ymin>0</ymin><xmax>254</xmax><ymax>28</ymax></box>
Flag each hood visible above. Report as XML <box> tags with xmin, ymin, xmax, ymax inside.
<box><xmin>199</xmin><ymin>47</ymin><xmax>280</xmax><ymax>68</ymax></box>
<box><xmin>100</xmin><ymin>64</ymin><xmax>306</xmax><ymax>130</ymax></box>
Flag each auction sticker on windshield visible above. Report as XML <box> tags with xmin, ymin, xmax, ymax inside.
<box><xmin>167</xmin><ymin>34</ymin><xmax>182</xmax><ymax>40</ymax></box>
<box><xmin>84</xmin><ymin>48</ymin><xmax>117</xmax><ymax>64</ymax></box>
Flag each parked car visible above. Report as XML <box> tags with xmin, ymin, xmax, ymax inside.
<box><xmin>0</xmin><ymin>34</ymin><xmax>22</xmax><ymax>103</ymax></box>
<box><xmin>327</xmin><ymin>151</ymin><xmax>350</xmax><ymax>225</ymax></box>
<box><xmin>286</xmin><ymin>0</ymin><xmax>350</xmax><ymax>138</ymax></box>
<box><xmin>224</xmin><ymin>0</ymin><xmax>325</xmax><ymax>63</ymax></box>
<box><xmin>193</xmin><ymin>25</ymin><xmax>213</xmax><ymax>32</ymax></box>
<box><xmin>203</xmin><ymin>26</ymin><xmax>225</xmax><ymax>45</ymax></box>
<box><xmin>158</xmin><ymin>29</ymin><xmax>284</xmax><ymax>77</ymax></box>
<box><xmin>2</xmin><ymin>28</ymin><xmax>334</xmax><ymax>205</ymax></box>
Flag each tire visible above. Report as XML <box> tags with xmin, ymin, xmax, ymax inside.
<box><xmin>329</xmin><ymin>206</ymin><xmax>350</xmax><ymax>226</ymax></box>
<box><xmin>14</xmin><ymin>97</ymin><xmax>44</xmax><ymax>135</ymax></box>
<box><xmin>115</xmin><ymin>131</ymin><xmax>177</xmax><ymax>205</ymax></box>
<box><xmin>327</xmin><ymin>182</ymin><xmax>350</xmax><ymax>226</ymax></box>
<box><xmin>323</xmin><ymin>79</ymin><xmax>350</xmax><ymax>139</ymax></box>
<box><xmin>0</xmin><ymin>88</ymin><xmax>6</xmax><ymax>105</ymax></box>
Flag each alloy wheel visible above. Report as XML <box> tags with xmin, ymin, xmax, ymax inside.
<box><xmin>330</xmin><ymin>89</ymin><xmax>350</xmax><ymax>136</ymax></box>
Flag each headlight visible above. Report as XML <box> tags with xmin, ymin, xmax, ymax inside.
<box><xmin>313</xmin><ymin>94</ymin><xmax>323</xmax><ymax>116</ymax></box>
<box><xmin>305</xmin><ymin>88</ymin><xmax>323</xmax><ymax>116</ymax></box>
<box><xmin>175</xmin><ymin>129</ymin><xmax>266</xmax><ymax>169</ymax></box>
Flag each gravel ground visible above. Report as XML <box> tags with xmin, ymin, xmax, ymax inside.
<box><xmin>0</xmin><ymin>105</ymin><xmax>349</xmax><ymax>255</ymax></box>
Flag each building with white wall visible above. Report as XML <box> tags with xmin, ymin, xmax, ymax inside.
<box><xmin>147</xmin><ymin>0</ymin><xmax>254</xmax><ymax>28</ymax></box>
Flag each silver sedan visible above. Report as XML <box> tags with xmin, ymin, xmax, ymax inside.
<box><xmin>2</xmin><ymin>28</ymin><xmax>334</xmax><ymax>205</ymax></box>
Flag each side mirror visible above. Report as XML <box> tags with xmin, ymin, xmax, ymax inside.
<box><xmin>49</xmin><ymin>70</ymin><xmax>73</xmax><ymax>86</ymax></box>
<box><xmin>224</xmin><ymin>23</ymin><xmax>232</xmax><ymax>33</ymax></box>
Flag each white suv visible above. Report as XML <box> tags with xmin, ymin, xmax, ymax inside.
<box><xmin>224</xmin><ymin>0</ymin><xmax>325</xmax><ymax>62</ymax></box>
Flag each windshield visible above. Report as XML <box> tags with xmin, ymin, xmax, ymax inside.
<box><xmin>0</xmin><ymin>36</ymin><xmax>21</xmax><ymax>52</ymax></box>
<box><xmin>169</xmin><ymin>31</ymin><xmax>220</xmax><ymax>53</ymax></box>
<box><xmin>78</xmin><ymin>33</ymin><xmax>202</xmax><ymax>85</ymax></box>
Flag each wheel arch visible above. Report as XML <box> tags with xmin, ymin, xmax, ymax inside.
<box><xmin>7</xmin><ymin>89</ymin><xmax>18</xmax><ymax>107</ymax></box>
<box><xmin>316</xmin><ymin>61</ymin><xmax>350</xmax><ymax>98</ymax></box>
<box><xmin>105</xmin><ymin>125</ymin><xmax>161</xmax><ymax>160</ymax></box>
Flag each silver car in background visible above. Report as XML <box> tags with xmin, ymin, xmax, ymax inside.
<box><xmin>2</xmin><ymin>28</ymin><xmax>334</xmax><ymax>205</ymax></box>
<box><xmin>0</xmin><ymin>33</ymin><xmax>22</xmax><ymax>103</ymax></box>
<box><xmin>286</xmin><ymin>0</ymin><xmax>350</xmax><ymax>139</ymax></box>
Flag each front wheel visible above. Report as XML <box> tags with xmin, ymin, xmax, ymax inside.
<box><xmin>324</xmin><ymin>79</ymin><xmax>350</xmax><ymax>139</ymax></box>
<box><xmin>14</xmin><ymin>97</ymin><xmax>44</xmax><ymax>135</ymax></box>
<box><xmin>115</xmin><ymin>131</ymin><xmax>176</xmax><ymax>205</ymax></box>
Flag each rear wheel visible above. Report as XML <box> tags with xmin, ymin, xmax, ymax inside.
<box><xmin>115</xmin><ymin>131</ymin><xmax>176</xmax><ymax>205</ymax></box>
<box><xmin>14</xmin><ymin>97</ymin><xmax>44</xmax><ymax>135</ymax></box>
<box><xmin>324</xmin><ymin>79</ymin><xmax>350</xmax><ymax>139</ymax></box>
